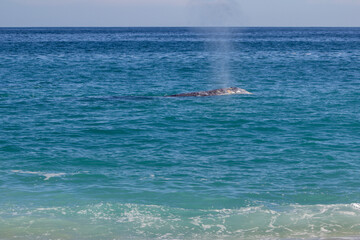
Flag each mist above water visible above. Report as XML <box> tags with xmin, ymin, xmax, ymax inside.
<box><xmin>208</xmin><ymin>28</ymin><xmax>233</xmax><ymax>88</ymax></box>
<box><xmin>186</xmin><ymin>0</ymin><xmax>241</xmax><ymax>27</ymax></box>
<box><xmin>186</xmin><ymin>0</ymin><xmax>241</xmax><ymax>88</ymax></box>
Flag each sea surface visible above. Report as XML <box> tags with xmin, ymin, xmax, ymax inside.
<box><xmin>0</xmin><ymin>27</ymin><xmax>359</xmax><ymax>239</ymax></box>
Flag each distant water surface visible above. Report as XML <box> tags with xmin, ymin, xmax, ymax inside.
<box><xmin>0</xmin><ymin>27</ymin><xmax>360</xmax><ymax>239</ymax></box>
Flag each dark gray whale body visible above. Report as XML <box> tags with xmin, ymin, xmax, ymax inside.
<box><xmin>167</xmin><ymin>87</ymin><xmax>252</xmax><ymax>97</ymax></box>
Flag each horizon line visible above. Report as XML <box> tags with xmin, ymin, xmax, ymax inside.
<box><xmin>0</xmin><ymin>26</ymin><xmax>359</xmax><ymax>28</ymax></box>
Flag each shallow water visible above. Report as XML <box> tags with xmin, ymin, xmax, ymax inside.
<box><xmin>0</xmin><ymin>27</ymin><xmax>360</xmax><ymax>239</ymax></box>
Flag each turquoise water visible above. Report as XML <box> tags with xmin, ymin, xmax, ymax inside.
<box><xmin>0</xmin><ymin>27</ymin><xmax>359</xmax><ymax>239</ymax></box>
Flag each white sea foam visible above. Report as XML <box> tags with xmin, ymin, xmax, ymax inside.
<box><xmin>351</xmin><ymin>203</ymin><xmax>360</xmax><ymax>210</ymax></box>
<box><xmin>3</xmin><ymin>202</ymin><xmax>360</xmax><ymax>239</ymax></box>
<box><xmin>11</xmin><ymin>170</ymin><xmax>86</xmax><ymax>180</ymax></box>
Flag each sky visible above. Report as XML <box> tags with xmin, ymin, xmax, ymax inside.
<box><xmin>0</xmin><ymin>0</ymin><xmax>359</xmax><ymax>27</ymax></box>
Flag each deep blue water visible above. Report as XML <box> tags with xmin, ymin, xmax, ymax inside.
<box><xmin>0</xmin><ymin>27</ymin><xmax>359</xmax><ymax>239</ymax></box>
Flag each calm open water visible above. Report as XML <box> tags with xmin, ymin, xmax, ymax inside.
<box><xmin>0</xmin><ymin>27</ymin><xmax>359</xmax><ymax>239</ymax></box>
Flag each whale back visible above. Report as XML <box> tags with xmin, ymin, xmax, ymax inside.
<box><xmin>167</xmin><ymin>87</ymin><xmax>252</xmax><ymax>97</ymax></box>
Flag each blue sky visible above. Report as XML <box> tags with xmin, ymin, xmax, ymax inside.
<box><xmin>0</xmin><ymin>0</ymin><xmax>359</xmax><ymax>27</ymax></box>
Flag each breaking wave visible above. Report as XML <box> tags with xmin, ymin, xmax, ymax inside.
<box><xmin>2</xmin><ymin>203</ymin><xmax>360</xmax><ymax>239</ymax></box>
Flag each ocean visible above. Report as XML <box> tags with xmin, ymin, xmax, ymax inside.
<box><xmin>0</xmin><ymin>27</ymin><xmax>359</xmax><ymax>239</ymax></box>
